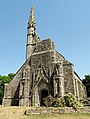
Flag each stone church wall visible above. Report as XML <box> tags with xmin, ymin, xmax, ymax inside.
<box><xmin>30</xmin><ymin>39</ymin><xmax>56</xmax><ymax>74</ymax></box>
<box><xmin>74</xmin><ymin>73</ymin><xmax>87</xmax><ymax>100</ymax></box>
<box><xmin>3</xmin><ymin>59</ymin><xmax>30</xmax><ymax>106</ymax></box>
<box><xmin>63</xmin><ymin>61</ymin><xmax>75</xmax><ymax>95</ymax></box>
<box><xmin>55</xmin><ymin>51</ymin><xmax>65</xmax><ymax>62</ymax></box>
<box><xmin>34</xmin><ymin>39</ymin><xmax>55</xmax><ymax>53</ymax></box>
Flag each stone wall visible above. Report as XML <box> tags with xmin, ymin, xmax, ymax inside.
<box><xmin>74</xmin><ymin>73</ymin><xmax>87</xmax><ymax>100</ymax></box>
<box><xmin>3</xmin><ymin>37</ymin><xmax>86</xmax><ymax>106</ymax></box>
<box><xmin>3</xmin><ymin>59</ymin><xmax>30</xmax><ymax>106</ymax></box>
<box><xmin>34</xmin><ymin>39</ymin><xmax>55</xmax><ymax>53</ymax></box>
<box><xmin>63</xmin><ymin>61</ymin><xmax>75</xmax><ymax>95</ymax></box>
<box><xmin>25</xmin><ymin>107</ymin><xmax>90</xmax><ymax>115</ymax></box>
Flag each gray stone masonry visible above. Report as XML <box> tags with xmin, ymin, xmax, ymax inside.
<box><xmin>25</xmin><ymin>107</ymin><xmax>90</xmax><ymax>115</ymax></box>
<box><xmin>2</xmin><ymin>5</ymin><xmax>87</xmax><ymax>106</ymax></box>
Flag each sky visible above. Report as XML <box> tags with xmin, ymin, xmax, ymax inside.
<box><xmin>0</xmin><ymin>0</ymin><xmax>90</xmax><ymax>79</ymax></box>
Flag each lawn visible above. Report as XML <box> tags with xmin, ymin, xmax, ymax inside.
<box><xmin>0</xmin><ymin>106</ymin><xmax>90</xmax><ymax>119</ymax></box>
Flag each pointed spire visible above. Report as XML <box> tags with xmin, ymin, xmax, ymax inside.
<box><xmin>28</xmin><ymin>5</ymin><xmax>36</xmax><ymax>30</ymax></box>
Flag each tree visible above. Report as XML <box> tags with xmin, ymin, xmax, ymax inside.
<box><xmin>82</xmin><ymin>75</ymin><xmax>90</xmax><ymax>97</ymax></box>
<box><xmin>0</xmin><ymin>73</ymin><xmax>15</xmax><ymax>104</ymax></box>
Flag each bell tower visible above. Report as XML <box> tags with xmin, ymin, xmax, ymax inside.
<box><xmin>26</xmin><ymin>5</ymin><xmax>36</xmax><ymax>60</ymax></box>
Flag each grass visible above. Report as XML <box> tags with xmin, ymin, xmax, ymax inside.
<box><xmin>0</xmin><ymin>106</ymin><xmax>90</xmax><ymax>119</ymax></box>
<box><xmin>26</xmin><ymin>114</ymin><xmax>90</xmax><ymax>119</ymax></box>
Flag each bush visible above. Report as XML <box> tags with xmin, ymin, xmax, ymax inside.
<box><xmin>44</xmin><ymin>93</ymin><xmax>83</xmax><ymax>110</ymax></box>
<box><xmin>52</xmin><ymin>97</ymin><xmax>66</xmax><ymax>107</ymax></box>
<box><xmin>43</xmin><ymin>95</ymin><xmax>54</xmax><ymax>107</ymax></box>
<box><xmin>82</xmin><ymin>97</ymin><xmax>90</xmax><ymax>106</ymax></box>
<box><xmin>87</xmin><ymin>97</ymin><xmax>90</xmax><ymax>102</ymax></box>
<box><xmin>63</xmin><ymin>93</ymin><xmax>83</xmax><ymax>110</ymax></box>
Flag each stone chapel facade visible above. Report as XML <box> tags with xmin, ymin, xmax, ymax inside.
<box><xmin>3</xmin><ymin>6</ymin><xmax>86</xmax><ymax>106</ymax></box>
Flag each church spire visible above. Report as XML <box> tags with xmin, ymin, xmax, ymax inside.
<box><xmin>26</xmin><ymin>5</ymin><xmax>36</xmax><ymax>60</ymax></box>
<box><xmin>28</xmin><ymin>5</ymin><xmax>36</xmax><ymax>30</ymax></box>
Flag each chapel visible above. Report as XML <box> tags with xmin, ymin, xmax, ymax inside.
<box><xmin>3</xmin><ymin>6</ymin><xmax>86</xmax><ymax>106</ymax></box>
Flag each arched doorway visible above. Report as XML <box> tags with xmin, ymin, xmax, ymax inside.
<box><xmin>40</xmin><ymin>89</ymin><xmax>48</xmax><ymax>106</ymax></box>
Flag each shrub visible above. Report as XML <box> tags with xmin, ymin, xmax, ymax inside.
<box><xmin>87</xmin><ymin>97</ymin><xmax>90</xmax><ymax>102</ymax></box>
<box><xmin>63</xmin><ymin>93</ymin><xmax>82</xmax><ymax>110</ymax></box>
<box><xmin>52</xmin><ymin>97</ymin><xmax>66</xmax><ymax>107</ymax></box>
<box><xmin>43</xmin><ymin>95</ymin><xmax>54</xmax><ymax>107</ymax></box>
<box><xmin>82</xmin><ymin>97</ymin><xmax>90</xmax><ymax>106</ymax></box>
<box><xmin>44</xmin><ymin>93</ymin><xmax>83</xmax><ymax>110</ymax></box>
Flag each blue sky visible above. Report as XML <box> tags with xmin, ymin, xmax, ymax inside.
<box><xmin>0</xmin><ymin>0</ymin><xmax>90</xmax><ymax>79</ymax></box>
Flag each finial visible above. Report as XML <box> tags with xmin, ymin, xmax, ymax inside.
<box><xmin>28</xmin><ymin>5</ymin><xmax>36</xmax><ymax>29</ymax></box>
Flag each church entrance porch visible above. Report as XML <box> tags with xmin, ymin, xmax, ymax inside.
<box><xmin>40</xmin><ymin>89</ymin><xmax>48</xmax><ymax>106</ymax></box>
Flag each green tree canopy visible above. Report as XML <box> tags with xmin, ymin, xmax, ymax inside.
<box><xmin>82</xmin><ymin>75</ymin><xmax>90</xmax><ymax>97</ymax></box>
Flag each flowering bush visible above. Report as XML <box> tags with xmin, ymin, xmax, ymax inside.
<box><xmin>44</xmin><ymin>93</ymin><xmax>83</xmax><ymax>110</ymax></box>
<box><xmin>52</xmin><ymin>97</ymin><xmax>66</xmax><ymax>107</ymax></box>
<box><xmin>63</xmin><ymin>93</ymin><xmax>83</xmax><ymax>110</ymax></box>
